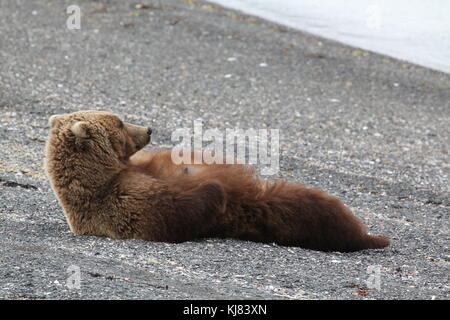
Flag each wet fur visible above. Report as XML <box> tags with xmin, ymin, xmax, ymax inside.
<box><xmin>45</xmin><ymin>111</ymin><xmax>390</xmax><ymax>252</ymax></box>
<box><xmin>131</xmin><ymin>150</ymin><xmax>390</xmax><ymax>251</ymax></box>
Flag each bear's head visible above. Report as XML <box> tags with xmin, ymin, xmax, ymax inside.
<box><xmin>46</xmin><ymin>110</ymin><xmax>152</xmax><ymax>162</ymax></box>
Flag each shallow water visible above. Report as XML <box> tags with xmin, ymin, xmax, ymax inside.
<box><xmin>209</xmin><ymin>0</ymin><xmax>450</xmax><ymax>74</ymax></box>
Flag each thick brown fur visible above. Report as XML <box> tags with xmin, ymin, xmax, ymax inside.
<box><xmin>45</xmin><ymin>110</ymin><xmax>390</xmax><ymax>252</ymax></box>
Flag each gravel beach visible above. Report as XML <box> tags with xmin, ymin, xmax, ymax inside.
<box><xmin>0</xmin><ymin>0</ymin><xmax>449</xmax><ymax>300</ymax></box>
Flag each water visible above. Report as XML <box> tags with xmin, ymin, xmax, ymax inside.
<box><xmin>209</xmin><ymin>0</ymin><xmax>450</xmax><ymax>74</ymax></box>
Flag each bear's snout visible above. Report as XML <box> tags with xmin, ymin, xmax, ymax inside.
<box><xmin>147</xmin><ymin>127</ymin><xmax>152</xmax><ymax>136</ymax></box>
<box><xmin>123</xmin><ymin>122</ymin><xmax>151</xmax><ymax>152</ymax></box>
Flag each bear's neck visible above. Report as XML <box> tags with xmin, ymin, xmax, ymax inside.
<box><xmin>45</xmin><ymin>141</ymin><xmax>126</xmax><ymax>204</ymax></box>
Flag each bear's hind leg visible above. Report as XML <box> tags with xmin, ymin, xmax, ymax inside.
<box><xmin>166</xmin><ymin>182</ymin><xmax>227</xmax><ymax>243</ymax></box>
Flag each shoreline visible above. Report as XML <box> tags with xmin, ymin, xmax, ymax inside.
<box><xmin>208</xmin><ymin>0</ymin><xmax>450</xmax><ymax>74</ymax></box>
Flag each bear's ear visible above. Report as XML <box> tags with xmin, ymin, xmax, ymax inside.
<box><xmin>70</xmin><ymin>121</ymin><xmax>90</xmax><ymax>139</ymax></box>
<box><xmin>48</xmin><ymin>115</ymin><xmax>63</xmax><ymax>128</ymax></box>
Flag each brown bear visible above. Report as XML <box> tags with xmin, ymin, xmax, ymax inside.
<box><xmin>44</xmin><ymin>110</ymin><xmax>390</xmax><ymax>252</ymax></box>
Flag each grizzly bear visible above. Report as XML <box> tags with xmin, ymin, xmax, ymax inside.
<box><xmin>44</xmin><ymin>110</ymin><xmax>390</xmax><ymax>252</ymax></box>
